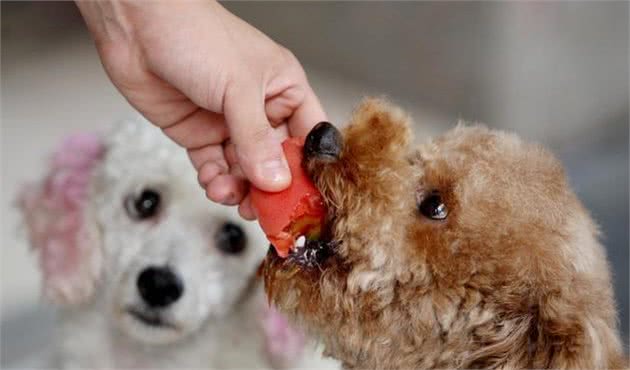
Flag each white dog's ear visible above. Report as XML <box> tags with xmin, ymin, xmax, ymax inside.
<box><xmin>17</xmin><ymin>133</ymin><xmax>105</xmax><ymax>306</ymax></box>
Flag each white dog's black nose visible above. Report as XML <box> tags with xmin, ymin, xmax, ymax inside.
<box><xmin>137</xmin><ymin>266</ymin><xmax>184</xmax><ymax>308</ymax></box>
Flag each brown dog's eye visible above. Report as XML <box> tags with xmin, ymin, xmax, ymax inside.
<box><xmin>418</xmin><ymin>192</ymin><xmax>448</xmax><ymax>220</ymax></box>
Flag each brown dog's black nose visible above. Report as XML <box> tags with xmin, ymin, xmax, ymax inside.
<box><xmin>304</xmin><ymin>122</ymin><xmax>342</xmax><ymax>161</ymax></box>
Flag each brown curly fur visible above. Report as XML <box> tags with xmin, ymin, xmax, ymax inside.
<box><xmin>263</xmin><ymin>98</ymin><xmax>627</xmax><ymax>369</ymax></box>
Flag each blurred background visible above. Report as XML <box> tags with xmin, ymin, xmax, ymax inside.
<box><xmin>2</xmin><ymin>1</ymin><xmax>628</xmax><ymax>365</ymax></box>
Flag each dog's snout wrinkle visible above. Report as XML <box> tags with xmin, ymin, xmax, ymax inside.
<box><xmin>304</xmin><ymin>121</ymin><xmax>342</xmax><ymax>162</ymax></box>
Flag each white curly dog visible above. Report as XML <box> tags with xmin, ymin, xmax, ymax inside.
<box><xmin>18</xmin><ymin>118</ymin><xmax>338</xmax><ymax>369</ymax></box>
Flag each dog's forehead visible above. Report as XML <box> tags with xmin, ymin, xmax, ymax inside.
<box><xmin>417</xmin><ymin>125</ymin><xmax>496</xmax><ymax>165</ymax></box>
<box><xmin>417</xmin><ymin>125</ymin><xmax>554</xmax><ymax>178</ymax></box>
<box><xmin>101</xmin><ymin>117</ymin><xmax>192</xmax><ymax>181</ymax></box>
<box><xmin>412</xmin><ymin>124</ymin><xmax>571</xmax><ymax>213</ymax></box>
<box><xmin>414</xmin><ymin>124</ymin><xmax>571</xmax><ymax>225</ymax></box>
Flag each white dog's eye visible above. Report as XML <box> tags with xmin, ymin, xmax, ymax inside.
<box><xmin>125</xmin><ymin>189</ymin><xmax>161</xmax><ymax>220</ymax></box>
<box><xmin>418</xmin><ymin>192</ymin><xmax>448</xmax><ymax>220</ymax></box>
<box><xmin>215</xmin><ymin>222</ymin><xmax>246</xmax><ymax>255</ymax></box>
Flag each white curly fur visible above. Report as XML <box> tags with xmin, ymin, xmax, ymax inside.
<box><xmin>20</xmin><ymin>117</ymin><xmax>339</xmax><ymax>369</ymax></box>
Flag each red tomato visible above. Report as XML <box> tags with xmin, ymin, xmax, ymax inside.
<box><xmin>250</xmin><ymin>137</ymin><xmax>326</xmax><ymax>257</ymax></box>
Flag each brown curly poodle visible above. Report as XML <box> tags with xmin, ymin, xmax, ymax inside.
<box><xmin>262</xmin><ymin>98</ymin><xmax>627</xmax><ymax>369</ymax></box>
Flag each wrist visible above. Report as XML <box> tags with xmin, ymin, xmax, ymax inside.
<box><xmin>75</xmin><ymin>0</ymin><xmax>135</xmax><ymax>45</ymax></box>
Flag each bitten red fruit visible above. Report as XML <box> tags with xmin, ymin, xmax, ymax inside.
<box><xmin>250</xmin><ymin>138</ymin><xmax>326</xmax><ymax>258</ymax></box>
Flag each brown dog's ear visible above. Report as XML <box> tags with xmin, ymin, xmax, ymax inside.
<box><xmin>530</xmin><ymin>298</ymin><xmax>627</xmax><ymax>369</ymax></box>
<box><xmin>464</xmin><ymin>303</ymin><xmax>626</xmax><ymax>369</ymax></box>
<box><xmin>343</xmin><ymin>97</ymin><xmax>413</xmax><ymax>164</ymax></box>
<box><xmin>17</xmin><ymin>133</ymin><xmax>105</xmax><ymax>306</ymax></box>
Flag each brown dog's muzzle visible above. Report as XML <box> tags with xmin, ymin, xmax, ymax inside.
<box><xmin>264</xmin><ymin>122</ymin><xmax>343</xmax><ymax>271</ymax></box>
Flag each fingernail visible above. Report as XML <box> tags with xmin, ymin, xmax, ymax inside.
<box><xmin>259</xmin><ymin>159</ymin><xmax>290</xmax><ymax>187</ymax></box>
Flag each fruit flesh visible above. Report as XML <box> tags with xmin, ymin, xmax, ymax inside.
<box><xmin>267</xmin><ymin>198</ymin><xmax>324</xmax><ymax>257</ymax></box>
<box><xmin>250</xmin><ymin>138</ymin><xmax>326</xmax><ymax>258</ymax></box>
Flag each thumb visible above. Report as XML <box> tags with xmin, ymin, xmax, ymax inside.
<box><xmin>224</xmin><ymin>82</ymin><xmax>291</xmax><ymax>192</ymax></box>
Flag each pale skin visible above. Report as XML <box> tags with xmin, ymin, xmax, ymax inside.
<box><xmin>76</xmin><ymin>0</ymin><xmax>327</xmax><ymax>219</ymax></box>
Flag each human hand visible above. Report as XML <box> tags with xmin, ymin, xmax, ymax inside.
<box><xmin>76</xmin><ymin>0</ymin><xmax>326</xmax><ymax>219</ymax></box>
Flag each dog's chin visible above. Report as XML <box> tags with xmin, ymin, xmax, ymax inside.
<box><xmin>262</xmin><ymin>238</ymin><xmax>341</xmax><ymax>303</ymax></box>
<box><xmin>117</xmin><ymin>307</ymin><xmax>189</xmax><ymax>345</ymax></box>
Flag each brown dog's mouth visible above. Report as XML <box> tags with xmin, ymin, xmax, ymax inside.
<box><xmin>289</xmin><ymin>238</ymin><xmax>337</xmax><ymax>268</ymax></box>
<box><xmin>262</xmin><ymin>238</ymin><xmax>339</xmax><ymax>302</ymax></box>
<box><xmin>261</xmin><ymin>120</ymin><xmax>341</xmax><ymax>277</ymax></box>
<box><xmin>266</xmin><ymin>238</ymin><xmax>338</xmax><ymax>269</ymax></box>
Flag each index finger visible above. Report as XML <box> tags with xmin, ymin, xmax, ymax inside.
<box><xmin>287</xmin><ymin>85</ymin><xmax>327</xmax><ymax>137</ymax></box>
